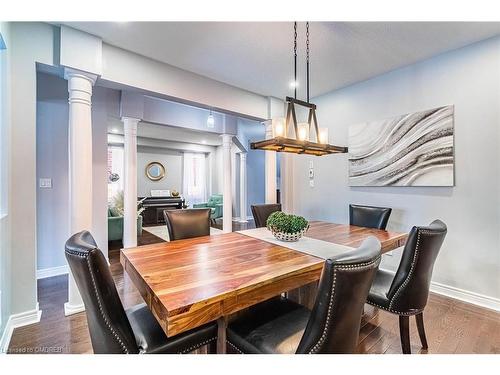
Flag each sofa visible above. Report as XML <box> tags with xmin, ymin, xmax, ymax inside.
<box><xmin>193</xmin><ymin>194</ymin><xmax>223</xmax><ymax>222</ymax></box>
<box><xmin>108</xmin><ymin>208</ymin><xmax>143</xmax><ymax>242</ymax></box>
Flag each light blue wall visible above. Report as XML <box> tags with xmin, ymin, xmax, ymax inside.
<box><xmin>237</xmin><ymin>120</ymin><xmax>266</xmax><ymax>217</ymax></box>
<box><xmin>292</xmin><ymin>36</ymin><xmax>500</xmax><ymax>300</ymax></box>
<box><xmin>36</xmin><ymin>73</ymin><xmax>69</xmax><ymax>271</ymax></box>
<box><xmin>246</xmin><ymin>142</ymin><xmax>266</xmax><ymax>217</ymax></box>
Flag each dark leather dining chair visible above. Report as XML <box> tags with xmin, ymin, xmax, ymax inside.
<box><xmin>251</xmin><ymin>203</ymin><xmax>282</xmax><ymax>228</ymax></box>
<box><xmin>65</xmin><ymin>230</ymin><xmax>217</xmax><ymax>354</ymax></box>
<box><xmin>226</xmin><ymin>237</ymin><xmax>382</xmax><ymax>354</ymax></box>
<box><xmin>164</xmin><ymin>208</ymin><xmax>211</xmax><ymax>241</ymax></box>
<box><xmin>349</xmin><ymin>204</ymin><xmax>392</xmax><ymax>230</ymax></box>
<box><xmin>366</xmin><ymin>219</ymin><xmax>447</xmax><ymax>354</ymax></box>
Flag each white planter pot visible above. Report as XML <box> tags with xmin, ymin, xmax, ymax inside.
<box><xmin>270</xmin><ymin>228</ymin><xmax>307</xmax><ymax>242</ymax></box>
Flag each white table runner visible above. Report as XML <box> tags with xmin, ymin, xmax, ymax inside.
<box><xmin>237</xmin><ymin>227</ymin><xmax>355</xmax><ymax>260</ymax></box>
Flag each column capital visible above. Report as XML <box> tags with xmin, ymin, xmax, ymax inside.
<box><xmin>122</xmin><ymin>117</ymin><xmax>139</xmax><ymax>137</ymax></box>
<box><xmin>239</xmin><ymin>152</ymin><xmax>247</xmax><ymax>160</ymax></box>
<box><xmin>64</xmin><ymin>67</ymin><xmax>98</xmax><ymax>85</ymax></box>
<box><xmin>221</xmin><ymin>134</ymin><xmax>233</xmax><ymax>147</ymax></box>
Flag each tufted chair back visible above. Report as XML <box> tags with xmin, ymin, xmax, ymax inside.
<box><xmin>65</xmin><ymin>231</ymin><xmax>139</xmax><ymax>354</ymax></box>
<box><xmin>296</xmin><ymin>237</ymin><xmax>381</xmax><ymax>353</ymax></box>
<box><xmin>387</xmin><ymin>219</ymin><xmax>447</xmax><ymax>313</ymax></box>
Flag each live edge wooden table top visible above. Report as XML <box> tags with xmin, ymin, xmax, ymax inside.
<box><xmin>120</xmin><ymin>221</ymin><xmax>407</xmax><ymax>339</ymax></box>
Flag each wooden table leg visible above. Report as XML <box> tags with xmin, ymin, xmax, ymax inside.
<box><xmin>217</xmin><ymin>317</ymin><xmax>227</xmax><ymax>354</ymax></box>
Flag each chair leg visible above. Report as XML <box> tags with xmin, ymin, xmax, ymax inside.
<box><xmin>399</xmin><ymin>315</ymin><xmax>411</xmax><ymax>354</ymax></box>
<box><xmin>415</xmin><ymin>312</ymin><xmax>428</xmax><ymax>349</ymax></box>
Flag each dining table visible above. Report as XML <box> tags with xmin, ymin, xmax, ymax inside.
<box><xmin>120</xmin><ymin>220</ymin><xmax>408</xmax><ymax>353</ymax></box>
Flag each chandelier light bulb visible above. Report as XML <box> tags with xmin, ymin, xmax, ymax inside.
<box><xmin>318</xmin><ymin>128</ymin><xmax>329</xmax><ymax>144</ymax></box>
<box><xmin>297</xmin><ymin>122</ymin><xmax>309</xmax><ymax>141</ymax></box>
<box><xmin>273</xmin><ymin>117</ymin><xmax>286</xmax><ymax>137</ymax></box>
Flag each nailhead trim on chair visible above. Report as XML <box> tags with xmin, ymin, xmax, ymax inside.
<box><xmin>388</xmin><ymin>230</ymin><xmax>442</xmax><ymax>311</ymax></box>
<box><xmin>178</xmin><ymin>336</ymin><xmax>217</xmax><ymax>354</ymax></box>
<box><xmin>66</xmin><ymin>248</ymin><xmax>129</xmax><ymax>354</ymax></box>
<box><xmin>308</xmin><ymin>257</ymin><xmax>381</xmax><ymax>354</ymax></box>
<box><xmin>227</xmin><ymin>340</ymin><xmax>244</xmax><ymax>354</ymax></box>
<box><xmin>366</xmin><ymin>300</ymin><xmax>423</xmax><ymax>316</ymax></box>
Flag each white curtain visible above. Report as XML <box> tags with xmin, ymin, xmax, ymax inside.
<box><xmin>107</xmin><ymin>146</ymin><xmax>124</xmax><ymax>203</ymax></box>
<box><xmin>182</xmin><ymin>153</ymin><xmax>207</xmax><ymax>205</ymax></box>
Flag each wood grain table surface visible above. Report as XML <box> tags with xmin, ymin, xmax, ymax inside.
<box><xmin>120</xmin><ymin>221</ymin><xmax>408</xmax><ymax>352</ymax></box>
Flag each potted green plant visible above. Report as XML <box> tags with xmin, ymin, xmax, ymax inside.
<box><xmin>266</xmin><ymin>211</ymin><xmax>309</xmax><ymax>242</ymax></box>
<box><xmin>110</xmin><ymin>190</ymin><xmax>146</xmax><ymax>217</ymax></box>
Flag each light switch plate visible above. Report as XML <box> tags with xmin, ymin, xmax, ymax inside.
<box><xmin>39</xmin><ymin>178</ymin><xmax>52</xmax><ymax>188</ymax></box>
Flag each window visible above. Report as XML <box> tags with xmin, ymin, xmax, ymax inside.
<box><xmin>182</xmin><ymin>153</ymin><xmax>207</xmax><ymax>205</ymax></box>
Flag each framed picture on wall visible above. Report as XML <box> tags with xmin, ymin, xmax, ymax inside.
<box><xmin>348</xmin><ymin>105</ymin><xmax>455</xmax><ymax>187</ymax></box>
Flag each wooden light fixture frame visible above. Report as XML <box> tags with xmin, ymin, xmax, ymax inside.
<box><xmin>250</xmin><ymin>96</ymin><xmax>348</xmax><ymax>156</ymax></box>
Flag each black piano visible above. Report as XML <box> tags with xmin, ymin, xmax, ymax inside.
<box><xmin>140</xmin><ymin>196</ymin><xmax>185</xmax><ymax>226</ymax></box>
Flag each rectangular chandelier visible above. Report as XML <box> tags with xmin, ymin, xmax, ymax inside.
<box><xmin>250</xmin><ymin>97</ymin><xmax>348</xmax><ymax>156</ymax></box>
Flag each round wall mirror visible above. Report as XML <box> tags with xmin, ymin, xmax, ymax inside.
<box><xmin>146</xmin><ymin>162</ymin><xmax>166</xmax><ymax>181</ymax></box>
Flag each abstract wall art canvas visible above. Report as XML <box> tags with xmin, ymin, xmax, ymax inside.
<box><xmin>348</xmin><ymin>106</ymin><xmax>454</xmax><ymax>187</ymax></box>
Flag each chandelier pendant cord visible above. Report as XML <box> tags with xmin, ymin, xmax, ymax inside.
<box><xmin>250</xmin><ymin>21</ymin><xmax>348</xmax><ymax>155</ymax></box>
<box><xmin>294</xmin><ymin>22</ymin><xmax>297</xmax><ymax>99</ymax></box>
<box><xmin>306</xmin><ymin>22</ymin><xmax>310</xmax><ymax>103</ymax></box>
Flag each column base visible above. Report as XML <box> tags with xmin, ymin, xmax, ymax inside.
<box><xmin>64</xmin><ymin>302</ymin><xmax>85</xmax><ymax>316</ymax></box>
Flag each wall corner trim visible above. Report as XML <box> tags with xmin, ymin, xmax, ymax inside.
<box><xmin>0</xmin><ymin>303</ymin><xmax>42</xmax><ymax>354</ymax></box>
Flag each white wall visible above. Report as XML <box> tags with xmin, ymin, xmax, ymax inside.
<box><xmin>137</xmin><ymin>148</ymin><xmax>183</xmax><ymax>197</ymax></box>
<box><xmin>292</xmin><ymin>36</ymin><xmax>500</xmax><ymax>302</ymax></box>
<box><xmin>8</xmin><ymin>22</ymin><xmax>55</xmax><ymax>316</ymax></box>
<box><xmin>0</xmin><ymin>21</ymin><xmax>12</xmax><ymax>337</ymax></box>
<box><xmin>101</xmin><ymin>43</ymin><xmax>267</xmax><ymax>120</ymax></box>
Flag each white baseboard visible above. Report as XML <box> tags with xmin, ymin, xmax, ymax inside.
<box><xmin>36</xmin><ymin>265</ymin><xmax>69</xmax><ymax>280</ymax></box>
<box><xmin>429</xmin><ymin>281</ymin><xmax>500</xmax><ymax>312</ymax></box>
<box><xmin>379</xmin><ymin>268</ymin><xmax>500</xmax><ymax>312</ymax></box>
<box><xmin>64</xmin><ymin>302</ymin><xmax>85</xmax><ymax>316</ymax></box>
<box><xmin>233</xmin><ymin>216</ymin><xmax>253</xmax><ymax>223</ymax></box>
<box><xmin>0</xmin><ymin>303</ymin><xmax>42</xmax><ymax>354</ymax></box>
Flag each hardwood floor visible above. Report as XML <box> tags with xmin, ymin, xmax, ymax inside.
<box><xmin>8</xmin><ymin>222</ymin><xmax>500</xmax><ymax>354</ymax></box>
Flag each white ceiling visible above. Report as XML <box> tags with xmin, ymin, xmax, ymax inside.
<box><xmin>65</xmin><ymin>22</ymin><xmax>500</xmax><ymax>98</ymax></box>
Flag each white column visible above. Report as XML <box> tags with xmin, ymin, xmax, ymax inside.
<box><xmin>231</xmin><ymin>147</ymin><xmax>237</xmax><ymax>220</ymax></box>
<box><xmin>221</xmin><ymin>134</ymin><xmax>233</xmax><ymax>233</ymax></box>
<box><xmin>265</xmin><ymin>122</ymin><xmax>277</xmax><ymax>203</ymax></box>
<box><xmin>122</xmin><ymin>117</ymin><xmax>140</xmax><ymax>248</ymax></box>
<box><xmin>64</xmin><ymin>68</ymin><xmax>97</xmax><ymax>316</ymax></box>
<box><xmin>239</xmin><ymin>153</ymin><xmax>248</xmax><ymax>222</ymax></box>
